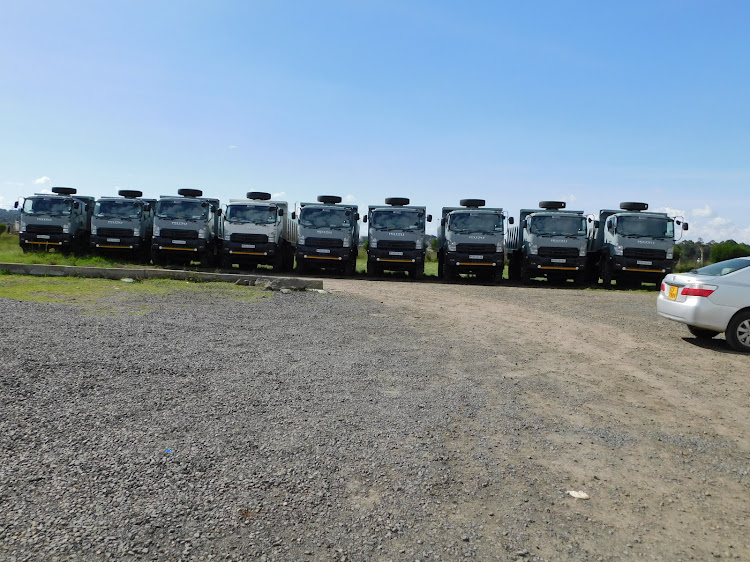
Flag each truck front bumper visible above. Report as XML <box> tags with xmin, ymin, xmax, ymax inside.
<box><xmin>19</xmin><ymin>232</ymin><xmax>74</xmax><ymax>249</ymax></box>
<box><xmin>152</xmin><ymin>237</ymin><xmax>209</xmax><ymax>255</ymax></box>
<box><xmin>525</xmin><ymin>255</ymin><xmax>587</xmax><ymax>272</ymax></box>
<box><xmin>611</xmin><ymin>256</ymin><xmax>672</xmax><ymax>277</ymax></box>
<box><xmin>297</xmin><ymin>245</ymin><xmax>354</xmax><ymax>264</ymax></box>
<box><xmin>91</xmin><ymin>235</ymin><xmax>145</xmax><ymax>251</ymax></box>
<box><xmin>222</xmin><ymin>241</ymin><xmax>278</xmax><ymax>261</ymax></box>
<box><xmin>447</xmin><ymin>251</ymin><xmax>504</xmax><ymax>271</ymax></box>
<box><xmin>368</xmin><ymin>248</ymin><xmax>424</xmax><ymax>270</ymax></box>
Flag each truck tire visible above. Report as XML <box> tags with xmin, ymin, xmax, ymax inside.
<box><xmin>412</xmin><ymin>264</ymin><xmax>425</xmax><ymax>280</ymax></box>
<box><xmin>538</xmin><ymin>200</ymin><xmax>566</xmax><ymax>210</ymax></box>
<box><xmin>442</xmin><ymin>261</ymin><xmax>456</xmax><ymax>282</ymax></box>
<box><xmin>725</xmin><ymin>311</ymin><xmax>750</xmax><ymax>352</ymax></box>
<box><xmin>221</xmin><ymin>255</ymin><xmax>233</xmax><ymax>270</ymax></box>
<box><xmin>687</xmin><ymin>325</ymin><xmax>720</xmax><ymax>340</ymax></box>
<box><xmin>344</xmin><ymin>259</ymin><xmax>356</xmax><ymax>276</ymax></box>
<box><xmin>385</xmin><ymin>197</ymin><xmax>410</xmax><ymax>206</ymax></box>
<box><xmin>508</xmin><ymin>257</ymin><xmax>521</xmax><ymax>281</ymax></box>
<box><xmin>118</xmin><ymin>189</ymin><xmax>143</xmax><ymax>198</ymax></box>
<box><xmin>296</xmin><ymin>258</ymin><xmax>306</xmax><ymax>275</ymax></box>
<box><xmin>600</xmin><ymin>260</ymin><xmax>613</xmax><ymax>287</ymax></box>
<box><xmin>520</xmin><ymin>260</ymin><xmax>531</xmax><ymax>284</ymax></box>
<box><xmin>283</xmin><ymin>247</ymin><xmax>295</xmax><ymax>271</ymax></box>
<box><xmin>367</xmin><ymin>259</ymin><xmax>378</xmax><ymax>277</ymax></box>
<box><xmin>459</xmin><ymin>199</ymin><xmax>485</xmax><ymax>208</ymax></box>
<box><xmin>492</xmin><ymin>265</ymin><xmax>503</xmax><ymax>284</ymax></box>
<box><xmin>574</xmin><ymin>269</ymin><xmax>586</xmax><ymax>285</ymax></box>
<box><xmin>178</xmin><ymin>188</ymin><xmax>203</xmax><ymax>198</ymax></box>
<box><xmin>437</xmin><ymin>252</ymin><xmax>444</xmax><ymax>279</ymax></box>
<box><xmin>272</xmin><ymin>253</ymin><xmax>284</xmax><ymax>272</ymax></box>
<box><xmin>317</xmin><ymin>195</ymin><xmax>342</xmax><ymax>204</ymax></box>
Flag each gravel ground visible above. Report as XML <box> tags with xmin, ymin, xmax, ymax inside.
<box><xmin>1</xmin><ymin>279</ymin><xmax>748</xmax><ymax>561</ymax></box>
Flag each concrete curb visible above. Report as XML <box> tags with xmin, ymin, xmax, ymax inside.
<box><xmin>0</xmin><ymin>263</ymin><xmax>323</xmax><ymax>290</ymax></box>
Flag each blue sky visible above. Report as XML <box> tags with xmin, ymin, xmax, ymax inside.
<box><xmin>2</xmin><ymin>0</ymin><xmax>748</xmax><ymax>241</ymax></box>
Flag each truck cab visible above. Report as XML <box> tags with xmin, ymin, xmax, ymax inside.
<box><xmin>506</xmin><ymin>201</ymin><xmax>588</xmax><ymax>284</ymax></box>
<box><xmin>221</xmin><ymin>192</ymin><xmax>293</xmax><ymax>271</ymax></box>
<box><xmin>90</xmin><ymin>190</ymin><xmax>154</xmax><ymax>260</ymax></box>
<box><xmin>437</xmin><ymin>199</ymin><xmax>506</xmax><ymax>283</ymax></box>
<box><xmin>586</xmin><ymin>202</ymin><xmax>688</xmax><ymax>287</ymax></box>
<box><xmin>151</xmin><ymin>189</ymin><xmax>221</xmax><ymax>266</ymax></box>
<box><xmin>293</xmin><ymin>195</ymin><xmax>359</xmax><ymax>275</ymax></box>
<box><xmin>16</xmin><ymin>187</ymin><xmax>94</xmax><ymax>254</ymax></box>
<box><xmin>363</xmin><ymin>197</ymin><xmax>431</xmax><ymax>279</ymax></box>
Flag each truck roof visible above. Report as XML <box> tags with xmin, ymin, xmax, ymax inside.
<box><xmin>299</xmin><ymin>201</ymin><xmax>358</xmax><ymax>211</ymax></box>
<box><xmin>368</xmin><ymin>204</ymin><xmax>427</xmax><ymax>212</ymax></box>
<box><xmin>598</xmin><ymin>209</ymin><xmax>670</xmax><ymax>218</ymax></box>
<box><xmin>228</xmin><ymin>199</ymin><xmax>288</xmax><ymax>206</ymax></box>
<box><xmin>520</xmin><ymin>208</ymin><xmax>584</xmax><ymax>215</ymax></box>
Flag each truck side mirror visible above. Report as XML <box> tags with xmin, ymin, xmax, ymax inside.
<box><xmin>683</xmin><ymin>222</ymin><xmax>689</xmax><ymax>231</ymax></box>
<box><xmin>440</xmin><ymin>218</ymin><xmax>445</xmax><ymax>226</ymax></box>
<box><xmin>426</xmin><ymin>214</ymin><xmax>432</xmax><ymax>222</ymax></box>
<box><xmin>291</xmin><ymin>211</ymin><xmax>296</xmax><ymax>220</ymax></box>
<box><xmin>594</xmin><ymin>220</ymin><xmax>600</xmax><ymax>228</ymax></box>
<box><xmin>362</xmin><ymin>215</ymin><xmax>367</xmax><ymax>223</ymax></box>
<box><xmin>14</xmin><ymin>201</ymin><xmax>19</xmax><ymax>208</ymax></box>
<box><xmin>217</xmin><ymin>208</ymin><xmax>222</xmax><ymax>216</ymax></box>
<box><xmin>74</xmin><ymin>201</ymin><xmax>80</xmax><ymax>210</ymax></box>
<box><xmin>508</xmin><ymin>217</ymin><xmax>514</xmax><ymax>225</ymax></box>
<box><xmin>278</xmin><ymin>208</ymin><xmax>284</xmax><ymax>217</ymax></box>
<box><xmin>143</xmin><ymin>203</ymin><xmax>151</xmax><ymax>212</ymax></box>
<box><xmin>355</xmin><ymin>213</ymin><xmax>360</xmax><ymax>221</ymax></box>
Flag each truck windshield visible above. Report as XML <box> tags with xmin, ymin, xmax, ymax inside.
<box><xmin>617</xmin><ymin>216</ymin><xmax>673</xmax><ymax>238</ymax></box>
<box><xmin>529</xmin><ymin>215</ymin><xmax>586</xmax><ymax>236</ymax></box>
<box><xmin>449</xmin><ymin>212</ymin><xmax>503</xmax><ymax>234</ymax></box>
<box><xmin>94</xmin><ymin>199</ymin><xmax>141</xmax><ymax>219</ymax></box>
<box><xmin>225</xmin><ymin>205</ymin><xmax>276</xmax><ymax>224</ymax></box>
<box><xmin>155</xmin><ymin>199</ymin><xmax>207</xmax><ymax>220</ymax></box>
<box><xmin>370</xmin><ymin>209</ymin><xmax>422</xmax><ymax>231</ymax></box>
<box><xmin>299</xmin><ymin>207</ymin><xmax>352</xmax><ymax>228</ymax></box>
<box><xmin>22</xmin><ymin>197</ymin><xmax>72</xmax><ymax>216</ymax></box>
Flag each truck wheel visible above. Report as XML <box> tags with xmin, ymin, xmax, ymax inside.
<box><xmin>344</xmin><ymin>259</ymin><xmax>356</xmax><ymax>276</ymax></box>
<box><xmin>520</xmin><ymin>261</ymin><xmax>531</xmax><ymax>284</ymax></box>
<box><xmin>221</xmin><ymin>255</ymin><xmax>233</xmax><ymax>270</ymax></box>
<box><xmin>687</xmin><ymin>325</ymin><xmax>720</xmax><ymax>340</ymax></box>
<box><xmin>726</xmin><ymin>311</ymin><xmax>750</xmax><ymax>353</ymax></box>
<box><xmin>442</xmin><ymin>261</ymin><xmax>456</xmax><ymax>282</ymax></box>
<box><xmin>272</xmin><ymin>254</ymin><xmax>284</xmax><ymax>272</ymax></box>
<box><xmin>413</xmin><ymin>264</ymin><xmax>425</xmax><ymax>280</ymax></box>
<box><xmin>493</xmin><ymin>265</ymin><xmax>503</xmax><ymax>284</ymax></box>
<box><xmin>284</xmin><ymin>247</ymin><xmax>295</xmax><ymax>271</ymax></box>
<box><xmin>574</xmin><ymin>270</ymin><xmax>586</xmax><ymax>285</ymax></box>
<box><xmin>437</xmin><ymin>253</ymin><xmax>444</xmax><ymax>279</ymax></box>
<box><xmin>296</xmin><ymin>258</ymin><xmax>306</xmax><ymax>275</ymax></box>
<box><xmin>600</xmin><ymin>261</ymin><xmax>613</xmax><ymax>287</ymax></box>
<box><xmin>508</xmin><ymin>257</ymin><xmax>521</xmax><ymax>281</ymax></box>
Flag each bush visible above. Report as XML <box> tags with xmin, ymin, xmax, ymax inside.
<box><xmin>0</xmin><ymin>224</ymin><xmax>6</xmax><ymax>235</ymax></box>
<box><xmin>710</xmin><ymin>241</ymin><xmax>750</xmax><ymax>263</ymax></box>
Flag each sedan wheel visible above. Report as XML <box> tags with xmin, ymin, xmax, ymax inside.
<box><xmin>726</xmin><ymin>311</ymin><xmax>750</xmax><ymax>353</ymax></box>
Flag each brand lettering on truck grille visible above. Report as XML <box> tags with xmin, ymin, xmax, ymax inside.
<box><xmin>637</xmin><ymin>240</ymin><xmax>656</xmax><ymax>245</ymax></box>
<box><xmin>468</xmin><ymin>235</ymin><xmax>486</xmax><ymax>240</ymax></box>
<box><xmin>389</xmin><ymin>232</ymin><xmax>406</xmax><ymax>236</ymax></box>
<box><xmin>172</xmin><ymin>222</ymin><xmax>188</xmax><ymax>226</ymax></box>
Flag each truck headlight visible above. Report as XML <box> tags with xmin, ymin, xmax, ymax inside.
<box><xmin>133</xmin><ymin>227</ymin><xmax>140</xmax><ymax>237</ymax></box>
<box><xmin>528</xmin><ymin>243</ymin><xmax>538</xmax><ymax>255</ymax></box>
<box><xmin>579</xmin><ymin>245</ymin><xmax>587</xmax><ymax>257</ymax></box>
<box><xmin>496</xmin><ymin>241</ymin><xmax>503</xmax><ymax>252</ymax></box>
<box><xmin>91</xmin><ymin>225</ymin><xmax>98</xmax><ymax>235</ymax></box>
<box><xmin>21</xmin><ymin>222</ymin><xmax>26</xmax><ymax>232</ymax></box>
<box><xmin>417</xmin><ymin>236</ymin><xmax>424</xmax><ymax>249</ymax></box>
<box><xmin>298</xmin><ymin>235</ymin><xmax>306</xmax><ymax>246</ymax></box>
<box><xmin>198</xmin><ymin>228</ymin><xmax>207</xmax><ymax>239</ymax></box>
<box><xmin>62</xmin><ymin>224</ymin><xmax>70</xmax><ymax>234</ymax></box>
<box><xmin>342</xmin><ymin>236</ymin><xmax>350</xmax><ymax>248</ymax></box>
<box><xmin>154</xmin><ymin>226</ymin><xmax>160</xmax><ymax>237</ymax></box>
<box><xmin>666</xmin><ymin>248</ymin><xmax>673</xmax><ymax>259</ymax></box>
<box><xmin>614</xmin><ymin>244</ymin><xmax>624</xmax><ymax>256</ymax></box>
<box><xmin>447</xmin><ymin>241</ymin><xmax>457</xmax><ymax>252</ymax></box>
<box><xmin>369</xmin><ymin>236</ymin><xmax>377</xmax><ymax>249</ymax></box>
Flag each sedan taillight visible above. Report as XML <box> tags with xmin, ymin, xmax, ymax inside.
<box><xmin>681</xmin><ymin>284</ymin><xmax>718</xmax><ymax>297</ymax></box>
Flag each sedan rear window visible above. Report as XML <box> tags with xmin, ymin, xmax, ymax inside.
<box><xmin>693</xmin><ymin>258</ymin><xmax>750</xmax><ymax>276</ymax></box>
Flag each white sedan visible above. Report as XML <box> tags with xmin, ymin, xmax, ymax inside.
<box><xmin>657</xmin><ymin>257</ymin><xmax>750</xmax><ymax>352</ymax></box>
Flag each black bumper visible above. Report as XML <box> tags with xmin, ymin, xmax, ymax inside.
<box><xmin>19</xmin><ymin>232</ymin><xmax>73</xmax><ymax>248</ymax></box>
<box><xmin>611</xmin><ymin>256</ymin><xmax>673</xmax><ymax>277</ymax></box>
<box><xmin>526</xmin><ymin>255</ymin><xmax>587</xmax><ymax>272</ymax></box>
<box><xmin>447</xmin><ymin>251</ymin><xmax>504</xmax><ymax>271</ymax></box>
<box><xmin>91</xmin><ymin>235</ymin><xmax>145</xmax><ymax>251</ymax></box>
<box><xmin>152</xmin><ymin>236</ymin><xmax>209</xmax><ymax>255</ymax></box>
<box><xmin>368</xmin><ymin>248</ymin><xmax>424</xmax><ymax>270</ymax></box>
<box><xmin>297</xmin><ymin>245</ymin><xmax>354</xmax><ymax>263</ymax></box>
<box><xmin>222</xmin><ymin>240</ymin><xmax>278</xmax><ymax>261</ymax></box>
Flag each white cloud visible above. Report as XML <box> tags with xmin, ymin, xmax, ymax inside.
<box><xmin>272</xmin><ymin>191</ymin><xmax>286</xmax><ymax>199</ymax></box>
<box><xmin>34</xmin><ymin>176</ymin><xmax>51</xmax><ymax>186</ymax></box>
<box><xmin>227</xmin><ymin>145</ymin><xmax>238</xmax><ymax>150</ymax></box>
<box><xmin>691</xmin><ymin>204</ymin><xmax>713</xmax><ymax>218</ymax></box>
<box><xmin>344</xmin><ymin>194</ymin><xmax>356</xmax><ymax>203</ymax></box>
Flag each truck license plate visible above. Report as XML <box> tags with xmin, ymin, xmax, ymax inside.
<box><xmin>107</xmin><ymin>238</ymin><xmax>120</xmax><ymax>242</ymax></box>
<box><xmin>241</xmin><ymin>244</ymin><xmax>255</xmax><ymax>249</ymax></box>
<box><xmin>551</xmin><ymin>258</ymin><xmax>566</xmax><ymax>263</ymax></box>
<box><xmin>389</xmin><ymin>251</ymin><xmax>403</xmax><ymax>256</ymax></box>
<box><xmin>37</xmin><ymin>234</ymin><xmax>50</xmax><ymax>239</ymax></box>
<box><xmin>668</xmin><ymin>285</ymin><xmax>679</xmax><ymax>300</ymax></box>
<box><xmin>469</xmin><ymin>254</ymin><xmax>483</xmax><ymax>259</ymax></box>
<box><xmin>172</xmin><ymin>240</ymin><xmax>186</xmax><ymax>244</ymax></box>
<box><xmin>637</xmin><ymin>260</ymin><xmax>652</xmax><ymax>266</ymax></box>
<box><xmin>316</xmin><ymin>248</ymin><xmax>331</xmax><ymax>254</ymax></box>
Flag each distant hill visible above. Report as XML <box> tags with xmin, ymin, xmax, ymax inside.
<box><xmin>0</xmin><ymin>208</ymin><xmax>19</xmax><ymax>225</ymax></box>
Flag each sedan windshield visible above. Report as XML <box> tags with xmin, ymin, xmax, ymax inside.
<box><xmin>449</xmin><ymin>212</ymin><xmax>503</xmax><ymax>233</ymax></box>
<box><xmin>94</xmin><ymin>199</ymin><xmax>141</xmax><ymax>218</ymax></box>
<box><xmin>617</xmin><ymin>216</ymin><xmax>674</xmax><ymax>238</ymax></box>
<box><xmin>155</xmin><ymin>199</ymin><xmax>207</xmax><ymax>220</ymax></box>
<box><xmin>529</xmin><ymin>215</ymin><xmax>586</xmax><ymax>236</ymax></box>
<box><xmin>299</xmin><ymin>207</ymin><xmax>352</xmax><ymax>228</ymax></box>
<box><xmin>370</xmin><ymin>209</ymin><xmax>422</xmax><ymax>230</ymax></box>
<box><xmin>225</xmin><ymin>205</ymin><xmax>276</xmax><ymax>224</ymax></box>
<box><xmin>692</xmin><ymin>258</ymin><xmax>750</xmax><ymax>277</ymax></box>
<box><xmin>22</xmin><ymin>197</ymin><xmax>72</xmax><ymax>216</ymax></box>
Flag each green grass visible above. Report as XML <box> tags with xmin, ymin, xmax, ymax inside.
<box><xmin>0</xmin><ymin>232</ymin><xmax>138</xmax><ymax>267</ymax></box>
<box><xmin>0</xmin><ymin>274</ymin><xmax>271</xmax><ymax>314</ymax></box>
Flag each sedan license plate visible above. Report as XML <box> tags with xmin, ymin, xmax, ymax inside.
<box><xmin>37</xmin><ymin>234</ymin><xmax>50</xmax><ymax>239</ymax></box>
<box><xmin>389</xmin><ymin>251</ymin><xmax>404</xmax><ymax>256</ymax></box>
<box><xmin>469</xmin><ymin>254</ymin><xmax>483</xmax><ymax>259</ymax></box>
<box><xmin>637</xmin><ymin>260</ymin><xmax>652</xmax><ymax>266</ymax></box>
<box><xmin>668</xmin><ymin>285</ymin><xmax>679</xmax><ymax>300</ymax></box>
<box><xmin>551</xmin><ymin>258</ymin><xmax>566</xmax><ymax>263</ymax></box>
<box><xmin>241</xmin><ymin>244</ymin><xmax>255</xmax><ymax>249</ymax></box>
<box><xmin>172</xmin><ymin>240</ymin><xmax>186</xmax><ymax>245</ymax></box>
<box><xmin>106</xmin><ymin>238</ymin><xmax>120</xmax><ymax>242</ymax></box>
<box><xmin>316</xmin><ymin>248</ymin><xmax>331</xmax><ymax>254</ymax></box>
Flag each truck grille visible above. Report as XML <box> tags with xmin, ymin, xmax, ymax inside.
<box><xmin>379</xmin><ymin>240</ymin><xmax>416</xmax><ymax>251</ymax></box>
<box><xmin>623</xmin><ymin>248</ymin><xmax>667</xmax><ymax>260</ymax></box>
<box><xmin>230</xmin><ymin>233</ymin><xmax>268</xmax><ymax>243</ymax></box>
<box><xmin>306</xmin><ymin>237</ymin><xmax>343</xmax><ymax>248</ymax></box>
<box><xmin>98</xmin><ymin>227</ymin><xmax>134</xmax><ymax>237</ymax></box>
<box><xmin>160</xmin><ymin>228</ymin><xmax>198</xmax><ymax>240</ymax></box>
<box><xmin>538</xmin><ymin>247</ymin><xmax>579</xmax><ymax>258</ymax></box>
<box><xmin>456</xmin><ymin>243</ymin><xmax>496</xmax><ymax>253</ymax></box>
<box><xmin>27</xmin><ymin>224</ymin><xmax>63</xmax><ymax>234</ymax></box>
